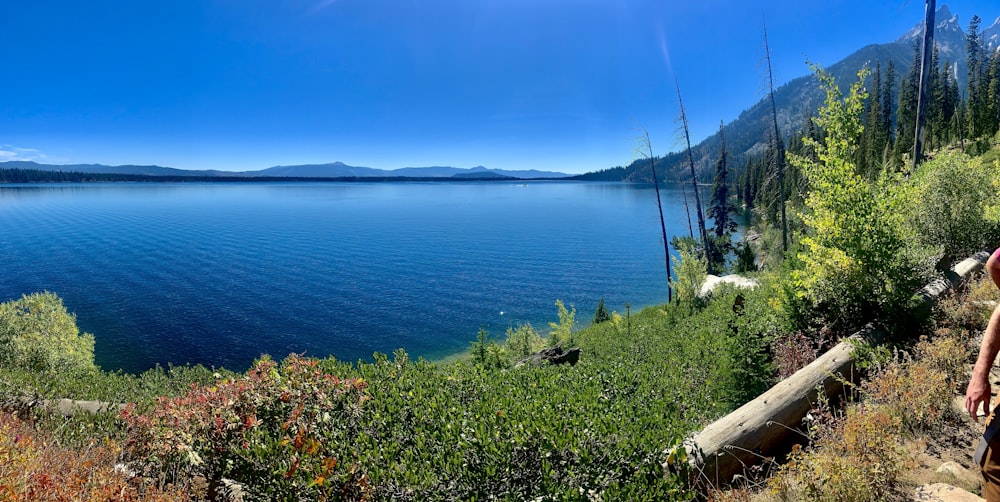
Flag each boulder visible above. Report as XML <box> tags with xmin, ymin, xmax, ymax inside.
<box><xmin>516</xmin><ymin>346</ymin><xmax>581</xmax><ymax>368</ymax></box>
<box><xmin>699</xmin><ymin>274</ymin><xmax>759</xmax><ymax>298</ymax></box>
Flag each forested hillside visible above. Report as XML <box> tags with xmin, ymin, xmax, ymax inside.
<box><xmin>604</xmin><ymin>5</ymin><xmax>1000</xmax><ymax>186</ymax></box>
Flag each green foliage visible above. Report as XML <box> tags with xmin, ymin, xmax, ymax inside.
<box><xmin>0</xmin><ymin>288</ymin><xmax>787</xmax><ymax>500</ymax></box>
<box><xmin>505</xmin><ymin>322</ymin><xmax>543</xmax><ymax>359</ymax></box>
<box><xmin>670</xmin><ymin>238</ymin><xmax>707</xmax><ymax>311</ymax></box>
<box><xmin>910</xmin><ymin>151</ymin><xmax>1000</xmax><ymax>267</ymax></box>
<box><xmin>592</xmin><ymin>298</ymin><xmax>611</xmax><ymax>325</ymax></box>
<box><xmin>471</xmin><ymin>327</ymin><xmax>508</xmax><ymax>369</ymax></box>
<box><xmin>734</xmin><ymin>238</ymin><xmax>756</xmax><ymax>273</ymax></box>
<box><xmin>0</xmin><ymin>292</ymin><xmax>96</xmax><ymax>373</ymax></box>
<box><xmin>692</xmin><ymin>285</ymin><xmax>778</xmax><ymax>406</ymax></box>
<box><xmin>788</xmin><ymin>65</ymin><xmax>933</xmax><ymax>333</ymax></box>
<box><xmin>121</xmin><ymin>354</ymin><xmax>372</xmax><ymax>500</ymax></box>
<box><xmin>548</xmin><ymin>299</ymin><xmax>576</xmax><ymax>347</ymax></box>
<box><xmin>707</xmin><ymin>125</ymin><xmax>738</xmax><ymax>274</ymax></box>
<box><xmin>766</xmin><ymin>405</ymin><xmax>905</xmax><ymax>502</ymax></box>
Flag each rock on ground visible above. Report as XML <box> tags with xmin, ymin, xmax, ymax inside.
<box><xmin>914</xmin><ymin>483</ymin><xmax>984</xmax><ymax>501</ymax></box>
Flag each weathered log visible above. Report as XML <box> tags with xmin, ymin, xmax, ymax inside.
<box><xmin>681</xmin><ymin>251</ymin><xmax>990</xmax><ymax>487</ymax></box>
<box><xmin>4</xmin><ymin>395</ymin><xmax>125</xmax><ymax>417</ymax></box>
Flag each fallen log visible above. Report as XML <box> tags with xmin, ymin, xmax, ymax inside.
<box><xmin>679</xmin><ymin>251</ymin><xmax>990</xmax><ymax>487</ymax></box>
<box><xmin>4</xmin><ymin>395</ymin><xmax>125</xmax><ymax>417</ymax></box>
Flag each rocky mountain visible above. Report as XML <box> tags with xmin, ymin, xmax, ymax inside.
<box><xmin>0</xmin><ymin>160</ymin><xmax>570</xmax><ymax>180</ymax></box>
<box><xmin>619</xmin><ymin>4</ymin><xmax>998</xmax><ymax>183</ymax></box>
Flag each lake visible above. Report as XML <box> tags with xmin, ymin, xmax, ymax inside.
<box><xmin>0</xmin><ymin>181</ymin><xmax>703</xmax><ymax>373</ymax></box>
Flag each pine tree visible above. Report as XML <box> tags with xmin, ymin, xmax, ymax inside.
<box><xmin>925</xmin><ymin>44</ymin><xmax>942</xmax><ymax>149</ymax></box>
<box><xmin>637</xmin><ymin>128</ymin><xmax>672</xmax><ymax>303</ymax></box>
<box><xmin>882</xmin><ymin>60</ymin><xmax>896</xmax><ymax>145</ymax></box>
<box><xmin>706</xmin><ymin>122</ymin><xmax>737</xmax><ymax>274</ymax></box>
<box><xmin>894</xmin><ymin>42</ymin><xmax>921</xmax><ymax>165</ymax></box>
<box><xmin>986</xmin><ymin>51</ymin><xmax>1000</xmax><ymax>138</ymax></box>
<box><xmin>967</xmin><ymin>15</ymin><xmax>988</xmax><ymax>139</ymax></box>
<box><xmin>741</xmin><ymin>157</ymin><xmax>754</xmax><ymax>211</ymax></box>
<box><xmin>861</xmin><ymin>62</ymin><xmax>884</xmax><ymax>177</ymax></box>
<box><xmin>592</xmin><ymin>298</ymin><xmax>610</xmax><ymax>324</ymax></box>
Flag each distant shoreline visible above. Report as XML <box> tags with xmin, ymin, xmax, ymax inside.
<box><xmin>0</xmin><ymin>168</ymin><xmax>589</xmax><ymax>184</ymax></box>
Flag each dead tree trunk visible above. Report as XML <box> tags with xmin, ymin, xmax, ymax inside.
<box><xmin>912</xmin><ymin>0</ymin><xmax>936</xmax><ymax>171</ymax></box>
<box><xmin>763</xmin><ymin>17</ymin><xmax>788</xmax><ymax>253</ymax></box>
<box><xmin>675</xmin><ymin>80</ymin><xmax>708</xmax><ymax>258</ymax></box>
<box><xmin>639</xmin><ymin>128</ymin><xmax>673</xmax><ymax>303</ymax></box>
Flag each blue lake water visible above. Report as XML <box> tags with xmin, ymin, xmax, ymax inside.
<box><xmin>0</xmin><ymin>181</ymin><xmax>702</xmax><ymax>373</ymax></box>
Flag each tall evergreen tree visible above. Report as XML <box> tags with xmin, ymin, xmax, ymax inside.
<box><xmin>894</xmin><ymin>42</ymin><xmax>921</xmax><ymax>165</ymax></box>
<box><xmin>924</xmin><ymin>44</ymin><xmax>942</xmax><ymax>148</ymax></box>
<box><xmin>966</xmin><ymin>15</ymin><xmax>988</xmax><ymax>139</ymax></box>
<box><xmin>882</xmin><ymin>60</ymin><xmax>896</xmax><ymax>145</ymax></box>
<box><xmin>986</xmin><ymin>51</ymin><xmax>1000</xmax><ymax>138</ymax></box>
<box><xmin>706</xmin><ymin>122</ymin><xmax>737</xmax><ymax>274</ymax></box>
<box><xmin>741</xmin><ymin>157</ymin><xmax>755</xmax><ymax>212</ymax></box>
<box><xmin>910</xmin><ymin>0</ymin><xmax>936</xmax><ymax>170</ymax></box>
<box><xmin>861</xmin><ymin>62</ymin><xmax>885</xmax><ymax>177</ymax></box>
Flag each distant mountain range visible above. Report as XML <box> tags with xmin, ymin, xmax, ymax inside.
<box><xmin>4</xmin><ymin>5</ymin><xmax>995</xmax><ymax>185</ymax></box>
<box><xmin>0</xmin><ymin>160</ymin><xmax>571</xmax><ymax>180</ymax></box>
<box><xmin>616</xmin><ymin>4</ymin><xmax>1000</xmax><ymax>183</ymax></box>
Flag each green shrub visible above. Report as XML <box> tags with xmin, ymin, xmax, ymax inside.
<box><xmin>121</xmin><ymin>354</ymin><xmax>371</xmax><ymax>500</ymax></box>
<box><xmin>470</xmin><ymin>327</ymin><xmax>508</xmax><ymax>369</ymax></box>
<box><xmin>0</xmin><ymin>292</ymin><xmax>96</xmax><ymax>373</ymax></box>
<box><xmin>910</xmin><ymin>151</ymin><xmax>1000</xmax><ymax>267</ymax></box>
<box><xmin>548</xmin><ymin>299</ymin><xmax>576</xmax><ymax>347</ymax></box>
<box><xmin>766</xmin><ymin>405</ymin><xmax>905</xmax><ymax>502</ymax></box>
<box><xmin>592</xmin><ymin>298</ymin><xmax>611</xmax><ymax>324</ymax></box>
<box><xmin>505</xmin><ymin>322</ymin><xmax>543</xmax><ymax>359</ymax></box>
<box><xmin>670</xmin><ymin>240</ymin><xmax>707</xmax><ymax>311</ymax></box>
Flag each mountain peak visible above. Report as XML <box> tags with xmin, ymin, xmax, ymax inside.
<box><xmin>938</xmin><ymin>4</ymin><xmax>953</xmax><ymax>22</ymax></box>
<box><xmin>899</xmin><ymin>4</ymin><xmax>961</xmax><ymax>44</ymax></box>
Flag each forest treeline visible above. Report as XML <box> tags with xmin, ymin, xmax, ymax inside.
<box><xmin>0</xmin><ymin>168</ymin><xmax>535</xmax><ymax>184</ymax></box>
<box><xmin>741</xmin><ymin>17</ymin><xmax>1000</xmax><ymax>226</ymax></box>
<box><xmin>4</xmin><ymin>12</ymin><xmax>1000</xmax><ymax>502</ymax></box>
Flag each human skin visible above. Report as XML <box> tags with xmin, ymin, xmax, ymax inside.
<box><xmin>965</xmin><ymin>248</ymin><xmax>1000</xmax><ymax>422</ymax></box>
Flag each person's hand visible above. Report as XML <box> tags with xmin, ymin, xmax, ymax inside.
<box><xmin>967</xmin><ymin>375</ymin><xmax>992</xmax><ymax>423</ymax></box>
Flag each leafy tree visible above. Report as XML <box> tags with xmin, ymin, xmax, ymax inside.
<box><xmin>592</xmin><ymin>298</ymin><xmax>611</xmax><ymax>325</ymax></box>
<box><xmin>548</xmin><ymin>300</ymin><xmax>576</xmax><ymax>347</ymax></box>
<box><xmin>505</xmin><ymin>322</ymin><xmax>543</xmax><ymax>358</ymax></box>
<box><xmin>0</xmin><ymin>292</ymin><xmax>96</xmax><ymax>373</ymax></box>
<box><xmin>669</xmin><ymin>238</ymin><xmax>707</xmax><ymax>311</ymax></box>
<box><xmin>788</xmin><ymin>65</ymin><xmax>932</xmax><ymax>333</ymax></box>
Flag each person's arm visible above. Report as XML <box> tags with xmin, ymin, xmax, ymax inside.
<box><xmin>967</xmin><ymin>303</ymin><xmax>1000</xmax><ymax>422</ymax></box>
<box><xmin>987</xmin><ymin>248</ymin><xmax>1000</xmax><ymax>290</ymax></box>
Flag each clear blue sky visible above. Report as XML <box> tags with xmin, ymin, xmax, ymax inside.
<box><xmin>0</xmin><ymin>1</ymin><xmax>996</xmax><ymax>174</ymax></box>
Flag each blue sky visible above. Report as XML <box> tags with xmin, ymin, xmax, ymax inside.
<box><xmin>0</xmin><ymin>1</ymin><xmax>997</xmax><ymax>174</ymax></box>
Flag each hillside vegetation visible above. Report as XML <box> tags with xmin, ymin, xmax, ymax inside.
<box><xmin>3</xmin><ymin>56</ymin><xmax>1000</xmax><ymax>500</ymax></box>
